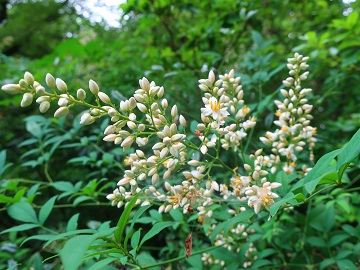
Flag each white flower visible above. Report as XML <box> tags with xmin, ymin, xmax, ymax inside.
<box><xmin>246</xmin><ymin>182</ymin><xmax>281</xmax><ymax>214</ymax></box>
<box><xmin>201</xmin><ymin>96</ymin><xmax>229</xmax><ymax>121</ymax></box>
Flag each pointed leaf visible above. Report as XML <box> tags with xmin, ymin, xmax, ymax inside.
<box><xmin>114</xmin><ymin>194</ymin><xmax>139</xmax><ymax>243</ymax></box>
<box><xmin>1</xmin><ymin>224</ymin><xmax>39</xmax><ymax>234</ymax></box>
<box><xmin>7</xmin><ymin>202</ymin><xmax>39</xmax><ymax>224</ymax></box>
<box><xmin>139</xmin><ymin>221</ymin><xmax>173</xmax><ymax>248</ymax></box>
<box><xmin>39</xmin><ymin>196</ymin><xmax>58</xmax><ymax>225</ymax></box>
<box><xmin>337</xmin><ymin>128</ymin><xmax>360</xmax><ymax>169</ymax></box>
<box><xmin>66</xmin><ymin>213</ymin><xmax>80</xmax><ymax>232</ymax></box>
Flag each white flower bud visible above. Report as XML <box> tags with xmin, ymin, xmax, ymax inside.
<box><xmin>211</xmin><ymin>181</ymin><xmax>219</xmax><ymax>191</ymax></box>
<box><xmin>157</xmin><ymin>86</ymin><xmax>164</xmax><ymax>98</ymax></box>
<box><xmin>138</xmin><ymin>124</ymin><xmax>145</xmax><ymax>132</ymax></box>
<box><xmin>152</xmin><ymin>174</ymin><xmax>159</xmax><ymax>185</ymax></box>
<box><xmin>137</xmin><ymin>103</ymin><xmax>147</xmax><ymax>113</ymax></box>
<box><xmin>56</xmin><ymin>78</ymin><xmax>67</xmax><ymax>92</ymax></box>
<box><xmin>35</xmin><ymin>86</ymin><xmax>45</xmax><ymax>95</ymax></box>
<box><xmin>104</xmin><ymin>125</ymin><xmax>116</xmax><ymax>135</ymax></box>
<box><xmin>244</xmin><ymin>164</ymin><xmax>252</xmax><ymax>171</ymax></box>
<box><xmin>127</xmin><ymin>121</ymin><xmax>137</xmax><ymax>130</ymax></box>
<box><xmin>45</xmin><ymin>73</ymin><xmax>56</xmax><ymax>88</ymax></box>
<box><xmin>188</xmin><ymin>160</ymin><xmax>199</xmax><ymax>166</ymax></box>
<box><xmin>80</xmin><ymin>112</ymin><xmax>95</xmax><ymax>125</ymax></box>
<box><xmin>139</xmin><ymin>77</ymin><xmax>150</xmax><ymax>91</ymax></box>
<box><xmin>208</xmin><ymin>70</ymin><xmax>215</xmax><ymax>84</ymax></box>
<box><xmin>1</xmin><ymin>84</ymin><xmax>22</xmax><ymax>94</ymax></box>
<box><xmin>19</xmin><ymin>79</ymin><xmax>28</xmax><ymax>88</ymax></box>
<box><xmin>128</xmin><ymin>113</ymin><xmax>136</xmax><ymax>121</ymax></box>
<box><xmin>197</xmin><ymin>123</ymin><xmax>206</xmax><ymax>130</ymax></box>
<box><xmin>179</xmin><ymin>115</ymin><xmax>186</xmax><ymax>126</ymax></box>
<box><xmin>98</xmin><ymin>92</ymin><xmax>110</xmax><ymax>104</ymax></box>
<box><xmin>20</xmin><ymin>93</ymin><xmax>33</xmax><ymax>107</ymax></box>
<box><xmin>134</xmin><ymin>94</ymin><xmax>146</xmax><ymax>103</ymax></box>
<box><xmin>103</xmin><ymin>134</ymin><xmax>117</xmax><ymax>142</ymax></box>
<box><xmin>161</xmin><ymin>98</ymin><xmax>168</xmax><ymax>108</ymax></box>
<box><xmin>77</xmin><ymin>88</ymin><xmax>86</xmax><ymax>100</ymax></box>
<box><xmin>37</xmin><ymin>100</ymin><xmax>50</xmax><ymax>113</ymax></box>
<box><xmin>171</xmin><ymin>105</ymin><xmax>178</xmax><ymax>118</ymax></box>
<box><xmin>120</xmin><ymin>100</ymin><xmax>129</xmax><ymax>111</ymax></box>
<box><xmin>54</xmin><ymin>107</ymin><xmax>69</xmax><ymax>117</ymax></box>
<box><xmin>24</xmin><ymin>71</ymin><xmax>34</xmax><ymax>85</ymax></box>
<box><xmin>121</xmin><ymin>137</ymin><xmax>134</xmax><ymax>148</ymax></box>
<box><xmin>58</xmin><ymin>97</ymin><xmax>68</xmax><ymax>107</ymax></box>
<box><xmin>129</xmin><ymin>97</ymin><xmax>137</xmax><ymax>109</ymax></box>
<box><xmin>89</xmin><ymin>79</ymin><xmax>99</xmax><ymax>95</ymax></box>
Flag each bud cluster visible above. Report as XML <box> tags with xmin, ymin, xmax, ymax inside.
<box><xmin>260</xmin><ymin>53</ymin><xmax>316</xmax><ymax>175</ymax></box>
<box><xmin>1</xmin><ymin>53</ymin><xmax>316</xmax><ymax>219</ymax></box>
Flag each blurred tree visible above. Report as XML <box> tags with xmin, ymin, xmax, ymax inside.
<box><xmin>0</xmin><ymin>0</ymin><xmax>81</xmax><ymax>58</ymax></box>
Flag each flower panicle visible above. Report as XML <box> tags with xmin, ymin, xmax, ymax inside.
<box><xmin>1</xmin><ymin>53</ymin><xmax>315</xmax><ymax>217</ymax></box>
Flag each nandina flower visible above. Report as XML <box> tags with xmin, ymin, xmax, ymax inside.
<box><xmin>245</xmin><ymin>182</ymin><xmax>281</xmax><ymax>214</ymax></box>
<box><xmin>201</xmin><ymin>96</ymin><xmax>229</xmax><ymax>121</ymax></box>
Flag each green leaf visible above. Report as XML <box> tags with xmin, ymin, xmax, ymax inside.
<box><xmin>336</xmin><ymin>259</ymin><xmax>358</xmax><ymax>270</ymax></box>
<box><xmin>329</xmin><ymin>234</ymin><xmax>349</xmax><ymax>247</ymax></box>
<box><xmin>52</xmin><ymin>181</ymin><xmax>76</xmax><ymax>191</ymax></box>
<box><xmin>1</xmin><ymin>223</ymin><xmax>39</xmax><ymax>234</ymax></box>
<box><xmin>270</xmin><ymin>192</ymin><xmax>296</xmax><ymax>216</ymax></box>
<box><xmin>21</xmin><ymin>234</ymin><xmax>55</xmax><ymax>246</ymax></box>
<box><xmin>87</xmin><ymin>258</ymin><xmax>117</xmax><ymax>270</ymax></box>
<box><xmin>251</xmin><ymin>259</ymin><xmax>272</xmax><ymax>269</ymax></box>
<box><xmin>336</xmin><ymin>199</ymin><xmax>351</xmax><ymax>214</ymax></box>
<box><xmin>0</xmin><ymin>194</ymin><xmax>15</xmax><ymax>203</ymax></box>
<box><xmin>39</xmin><ymin>196</ymin><xmax>57</xmax><ymax>225</ymax></box>
<box><xmin>137</xmin><ymin>252</ymin><xmax>159</xmax><ymax>270</ymax></box>
<box><xmin>0</xmin><ymin>150</ymin><xmax>12</xmax><ymax>177</ymax></box>
<box><xmin>306</xmin><ymin>236</ymin><xmax>327</xmax><ymax>247</ymax></box>
<box><xmin>25</xmin><ymin>120</ymin><xmax>42</xmax><ymax>138</ymax></box>
<box><xmin>138</xmin><ymin>221</ymin><xmax>174</xmax><ymax>248</ymax></box>
<box><xmin>124</xmin><ymin>204</ymin><xmax>151</xmax><ymax>251</ymax></box>
<box><xmin>305</xmin><ymin>171</ymin><xmax>338</xmax><ymax>194</ymax></box>
<box><xmin>60</xmin><ymin>228</ymin><xmax>116</xmax><ymax>270</ymax></box>
<box><xmin>7</xmin><ymin>202</ymin><xmax>39</xmax><ymax>224</ymax></box>
<box><xmin>114</xmin><ymin>194</ymin><xmax>139</xmax><ymax>244</ymax></box>
<box><xmin>66</xmin><ymin>213</ymin><xmax>80</xmax><ymax>232</ymax></box>
<box><xmin>337</xmin><ymin>128</ymin><xmax>360</xmax><ymax>169</ymax></box>
<box><xmin>131</xmin><ymin>228</ymin><xmax>141</xmax><ymax>250</ymax></box>
<box><xmin>60</xmin><ymin>235</ymin><xmax>95</xmax><ymax>270</ymax></box>
<box><xmin>43</xmin><ymin>229</ymin><xmax>96</xmax><ymax>248</ymax></box>
<box><xmin>169</xmin><ymin>209</ymin><xmax>183</xmax><ymax>222</ymax></box>
<box><xmin>304</xmin><ymin>149</ymin><xmax>341</xmax><ymax>193</ymax></box>
<box><xmin>320</xmin><ymin>258</ymin><xmax>336</xmax><ymax>270</ymax></box>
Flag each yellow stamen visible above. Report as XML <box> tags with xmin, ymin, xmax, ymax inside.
<box><xmin>210</xmin><ymin>100</ymin><xmax>220</xmax><ymax>111</ymax></box>
<box><xmin>242</xmin><ymin>105</ymin><xmax>250</xmax><ymax>115</ymax></box>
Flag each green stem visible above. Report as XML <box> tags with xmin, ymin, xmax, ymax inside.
<box><xmin>142</xmin><ymin>244</ymin><xmax>222</xmax><ymax>269</ymax></box>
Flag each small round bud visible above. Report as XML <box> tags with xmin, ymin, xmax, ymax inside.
<box><xmin>80</xmin><ymin>112</ymin><xmax>95</xmax><ymax>125</ymax></box>
<box><xmin>19</xmin><ymin>79</ymin><xmax>28</xmax><ymax>88</ymax></box>
<box><xmin>98</xmin><ymin>92</ymin><xmax>110</xmax><ymax>104</ymax></box>
<box><xmin>54</xmin><ymin>107</ymin><xmax>69</xmax><ymax>117</ymax></box>
<box><xmin>35</xmin><ymin>86</ymin><xmax>46</xmax><ymax>95</ymax></box>
<box><xmin>171</xmin><ymin>105</ymin><xmax>178</xmax><ymax>118</ymax></box>
<box><xmin>39</xmin><ymin>101</ymin><xmax>50</xmax><ymax>113</ymax></box>
<box><xmin>1</xmin><ymin>84</ymin><xmax>22</xmax><ymax>94</ymax></box>
<box><xmin>89</xmin><ymin>79</ymin><xmax>99</xmax><ymax>95</ymax></box>
<box><xmin>21</xmin><ymin>93</ymin><xmax>33</xmax><ymax>107</ymax></box>
<box><xmin>46</xmin><ymin>73</ymin><xmax>56</xmax><ymax>88</ymax></box>
<box><xmin>77</xmin><ymin>88</ymin><xmax>86</xmax><ymax>100</ymax></box>
<box><xmin>56</xmin><ymin>78</ymin><xmax>67</xmax><ymax>92</ymax></box>
<box><xmin>24</xmin><ymin>71</ymin><xmax>34</xmax><ymax>85</ymax></box>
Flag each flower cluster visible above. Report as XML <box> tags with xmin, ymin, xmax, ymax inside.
<box><xmin>1</xmin><ymin>53</ymin><xmax>316</xmax><ymax>219</ymax></box>
<box><xmin>260</xmin><ymin>53</ymin><xmax>316</xmax><ymax>175</ymax></box>
<box><xmin>202</xmin><ymin>223</ymin><xmax>257</xmax><ymax>268</ymax></box>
